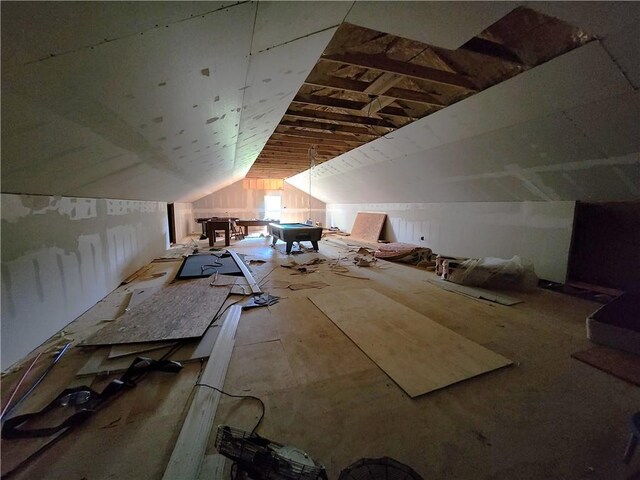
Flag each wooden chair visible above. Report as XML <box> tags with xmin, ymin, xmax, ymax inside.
<box><xmin>230</xmin><ymin>220</ymin><xmax>244</xmax><ymax>241</ymax></box>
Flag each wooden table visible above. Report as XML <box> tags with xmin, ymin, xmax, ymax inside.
<box><xmin>268</xmin><ymin>222</ymin><xmax>322</xmax><ymax>254</ymax></box>
<box><xmin>236</xmin><ymin>219</ymin><xmax>279</xmax><ymax>236</ymax></box>
<box><xmin>195</xmin><ymin>218</ymin><xmax>210</xmax><ymax>238</ymax></box>
<box><xmin>206</xmin><ymin>220</ymin><xmax>231</xmax><ymax>247</ymax></box>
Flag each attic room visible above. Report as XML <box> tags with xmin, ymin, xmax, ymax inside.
<box><xmin>1</xmin><ymin>1</ymin><xmax>639</xmax><ymax>478</ymax></box>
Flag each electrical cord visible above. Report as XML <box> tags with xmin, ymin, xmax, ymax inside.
<box><xmin>200</xmin><ymin>261</ymin><xmax>223</xmax><ymax>274</ymax></box>
<box><xmin>194</xmin><ymin>383</ymin><xmax>265</xmax><ymax>436</ymax></box>
<box><xmin>213</xmin><ymin>299</ymin><xmax>243</xmax><ymax>324</ymax></box>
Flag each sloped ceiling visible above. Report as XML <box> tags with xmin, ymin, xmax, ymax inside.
<box><xmin>2</xmin><ymin>2</ymin><xmax>638</xmax><ymax>204</ymax></box>
<box><xmin>1</xmin><ymin>1</ymin><xmax>515</xmax><ymax>203</ymax></box>
<box><xmin>288</xmin><ymin>3</ymin><xmax>640</xmax><ymax>204</ymax></box>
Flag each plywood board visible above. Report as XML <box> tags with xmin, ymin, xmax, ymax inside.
<box><xmin>84</xmin><ymin>277</ymin><xmax>230</xmax><ymax>345</ymax></box>
<box><xmin>308</xmin><ymin>288</ymin><xmax>512</xmax><ymax>397</ymax></box>
<box><xmin>572</xmin><ymin>346</ymin><xmax>640</xmax><ymax>386</ymax></box>
<box><xmin>78</xmin><ymin>326</ymin><xmax>222</xmax><ymax>377</ymax></box>
<box><xmin>108</xmin><ymin>342</ymin><xmax>174</xmax><ymax>359</ymax></box>
<box><xmin>349</xmin><ymin>212</ymin><xmax>387</xmax><ymax>243</ymax></box>
<box><xmin>428</xmin><ymin>279</ymin><xmax>522</xmax><ymax>306</ymax></box>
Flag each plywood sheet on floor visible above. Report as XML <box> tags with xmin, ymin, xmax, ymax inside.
<box><xmin>349</xmin><ymin>212</ymin><xmax>387</xmax><ymax>243</ymax></box>
<box><xmin>308</xmin><ymin>288</ymin><xmax>512</xmax><ymax>397</ymax></box>
<box><xmin>572</xmin><ymin>346</ymin><xmax>640</xmax><ymax>385</ymax></box>
<box><xmin>84</xmin><ymin>277</ymin><xmax>230</xmax><ymax>345</ymax></box>
<box><xmin>224</xmin><ymin>340</ymin><xmax>298</xmax><ymax>394</ymax></box>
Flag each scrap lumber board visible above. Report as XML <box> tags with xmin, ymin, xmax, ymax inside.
<box><xmin>108</xmin><ymin>341</ymin><xmax>174</xmax><ymax>359</ymax></box>
<box><xmin>229</xmin><ymin>250</ymin><xmax>261</xmax><ymax>294</ymax></box>
<box><xmin>77</xmin><ymin>326</ymin><xmax>221</xmax><ymax>377</ymax></box>
<box><xmin>308</xmin><ymin>288</ymin><xmax>512</xmax><ymax>397</ymax></box>
<box><xmin>572</xmin><ymin>346</ymin><xmax>640</xmax><ymax>386</ymax></box>
<box><xmin>162</xmin><ymin>305</ymin><xmax>242</xmax><ymax>480</ymax></box>
<box><xmin>428</xmin><ymin>279</ymin><xmax>522</xmax><ymax>306</ymax></box>
<box><xmin>83</xmin><ymin>276</ymin><xmax>231</xmax><ymax>345</ymax></box>
<box><xmin>350</xmin><ymin>212</ymin><xmax>387</xmax><ymax>243</ymax></box>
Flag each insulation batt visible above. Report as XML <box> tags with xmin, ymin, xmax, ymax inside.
<box><xmin>449</xmin><ymin>256</ymin><xmax>539</xmax><ymax>291</ymax></box>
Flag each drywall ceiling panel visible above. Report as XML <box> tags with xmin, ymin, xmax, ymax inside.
<box><xmin>0</xmin><ymin>1</ymin><xmax>234</xmax><ymax>66</ymax></box>
<box><xmin>290</xmin><ymin>104</ymin><xmax>638</xmax><ymax>204</ymax></box>
<box><xmin>601</xmin><ymin>21</ymin><xmax>640</xmax><ymax>88</ymax></box>
<box><xmin>563</xmin><ymin>90</ymin><xmax>640</xmax><ymax>158</ymax></box>
<box><xmin>538</xmin><ymin>165</ymin><xmax>637</xmax><ymax>202</ymax></box>
<box><xmin>345</xmin><ymin>1</ymin><xmax>520</xmax><ymax>49</ymax></box>
<box><xmin>292</xmin><ymin>40</ymin><xmax>633</xmax><ymax>186</ymax></box>
<box><xmin>231</xmin><ymin>28</ymin><xmax>338</xmax><ymax>181</ymax></box>
<box><xmin>251</xmin><ymin>1</ymin><xmax>351</xmax><ymax>53</ymax></box>
<box><xmin>1</xmin><ymin>91</ymin><xmax>146</xmax><ymax>195</ymax></box>
<box><xmin>421</xmin><ymin>41</ymin><xmax>633</xmax><ymax>147</ymax></box>
<box><xmin>2</xmin><ymin>3</ymin><xmax>255</xmax><ymax>201</ymax></box>
<box><xmin>527</xmin><ymin>1</ymin><xmax>640</xmax><ymax>38</ymax></box>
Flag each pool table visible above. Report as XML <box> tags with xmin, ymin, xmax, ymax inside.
<box><xmin>269</xmin><ymin>223</ymin><xmax>323</xmax><ymax>254</ymax></box>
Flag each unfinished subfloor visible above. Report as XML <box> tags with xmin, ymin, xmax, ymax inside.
<box><xmin>1</xmin><ymin>235</ymin><xmax>639</xmax><ymax>479</ymax></box>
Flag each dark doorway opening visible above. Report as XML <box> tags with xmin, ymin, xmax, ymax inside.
<box><xmin>167</xmin><ymin>203</ymin><xmax>176</xmax><ymax>245</ymax></box>
<box><xmin>567</xmin><ymin>201</ymin><xmax>640</xmax><ymax>293</ymax></box>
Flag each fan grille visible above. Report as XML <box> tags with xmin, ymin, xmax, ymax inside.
<box><xmin>338</xmin><ymin>457</ymin><xmax>423</xmax><ymax>480</ymax></box>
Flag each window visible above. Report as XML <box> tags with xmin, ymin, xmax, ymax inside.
<box><xmin>264</xmin><ymin>195</ymin><xmax>281</xmax><ymax>220</ymax></box>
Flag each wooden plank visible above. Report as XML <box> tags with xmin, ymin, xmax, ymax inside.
<box><xmin>262</xmin><ymin>145</ymin><xmax>343</xmax><ymax>155</ymax></box>
<box><xmin>428</xmin><ymin>279</ymin><xmax>522</xmax><ymax>306</ymax></box>
<box><xmin>285</xmin><ymin>109</ymin><xmax>396</xmax><ymax>128</ymax></box>
<box><xmin>266</xmin><ymin>140</ymin><xmax>347</xmax><ymax>151</ymax></box>
<box><xmin>320</xmin><ymin>52</ymin><xmax>478</xmax><ymax>90</ymax></box>
<box><xmin>162</xmin><ymin>305</ymin><xmax>242</xmax><ymax>480</ymax></box>
<box><xmin>350</xmin><ymin>212</ymin><xmax>387</xmax><ymax>243</ymax></box>
<box><xmin>292</xmin><ymin>93</ymin><xmax>413</xmax><ymax>118</ymax></box>
<box><xmin>108</xmin><ymin>342</ymin><xmax>174</xmax><ymax>359</ymax></box>
<box><xmin>308</xmin><ymin>288</ymin><xmax>512</xmax><ymax>397</ymax></box>
<box><xmin>83</xmin><ymin>276</ymin><xmax>231</xmax><ymax>345</ymax></box>
<box><xmin>269</xmin><ymin>134</ymin><xmax>364</xmax><ymax>147</ymax></box>
<box><xmin>305</xmin><ymin>72</ymin><xmax>445</xmax><ymax>107</ymax></box>
<box><xmin>364</xmin><ymin>72</ymin><xmax>403</xmax><ymax>95</ymax></box>
<box><xmin>572</xmin><ymin>346</ymin><xmax>640</xmax><ymax>386</ymax></box>
<box><xmin>229</xmin><ymin>251</ymin><xmax>261</xmax><ymax>294</ymax></box>
<box><xmin>277</xmin><ymin>122</ymin><xmax>379</xmax><ymax>138</ymax></box>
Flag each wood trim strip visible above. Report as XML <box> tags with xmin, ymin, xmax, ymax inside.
<box><xmin>161</xmin><ymin>305</ymin><xmax>242</xmax><ymax>480</ymax></box>
<box><xmin>229</xmin><ymin>251</ymin><xmax>261</xmax><ymax>294</ymax></box>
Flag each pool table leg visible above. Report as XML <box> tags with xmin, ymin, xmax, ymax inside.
<box><xmin>311</xmin><ymin>240</ymin><xmax>319</xmax><ymax>251</ymax></box>
<box><xmin>271</xmin><ymin>236</ymin><xmax>277</xmax><ymax>248</ymax></box>
<box><xmin>285</xmin><ymin>242</ymin><xmax>293</xmax><ymax>254</ymax></box>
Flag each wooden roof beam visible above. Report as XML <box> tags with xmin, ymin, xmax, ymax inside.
<box><xmin>291</xmin><ymin>93</ymin><xmax>415</xmax><ymax>118</ymax></box>
<box><xmin>320</xmin><ymin>52</ymin><xmax>477</xmax><ymax>91</ymax></box>
<box><xmin>278</xmin><ymin>120</ymin><xmax>382</xmax><ymax>137</ymax></box>
<box><xmin>304</xmin><ymin>73</ymin><xmax>445</xmax><ymax>107</ymax></box>
<box><xmin>258</xmin><ymin>152</ymin><xmax>334</xmax><ymax>160</ymax></box>
<box><xmin>262</xmin><ymin>146</ymin><xmax>344</xmax><ymax>155</ymax></box>
<box><xmin>270</xmin><ymin>133</ymin><xmax>365</xmax><ymax>148</ymax></box>
<box><xmin>285</xmin><ymin>108</ymin><xmax>397</xmax><ymax>128</ymax></box>
<box><xmin>265</xmin><ymin>142</ymin><xmax>348</xmax><ymax>152</ymax></box>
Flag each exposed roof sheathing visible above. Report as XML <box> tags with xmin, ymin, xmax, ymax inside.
<box><xmin>247</xmin><ymin>8</ymin><xmax>592</xmax><ymax>179</ymax></box>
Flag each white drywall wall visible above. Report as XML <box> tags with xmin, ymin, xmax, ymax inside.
<box><xmin>327</xmin><ymin>202</ymin><xmax>575</xmax><ymax>283</ymax></box>
<box><xmin>1</xmin><ymin>194</ymin><xmax>168</xmax><ymax>368</ymax></box>
<box><xmin>173</xmin><ymin>202</ymin><xmax>195</xmax><ymax>242</ymax></box>
<box><xmin>193</xmin><ymin>180</ymin><xmax>326</xmax><ymax>226</ymax></box>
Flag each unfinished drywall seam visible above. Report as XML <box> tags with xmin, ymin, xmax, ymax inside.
<box><xmin>1</xmin><ymin>193</ymin><xmax>168</xmax><ymax>368</ymax></box>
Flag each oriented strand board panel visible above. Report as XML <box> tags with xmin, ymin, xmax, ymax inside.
<box><xmin>84</xmin><ymin>276</ymin><xmax>230</xmax><ymax>345</ymax></box>
<box><xmin>308</xmin><ymin>288</ymin><xmax>512</xmax><ymax>397</ymax></box>
<box><xmin>350</xmin><ymin>212</ymin><xmax>387</xmax><ymax>242</ymax></box>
